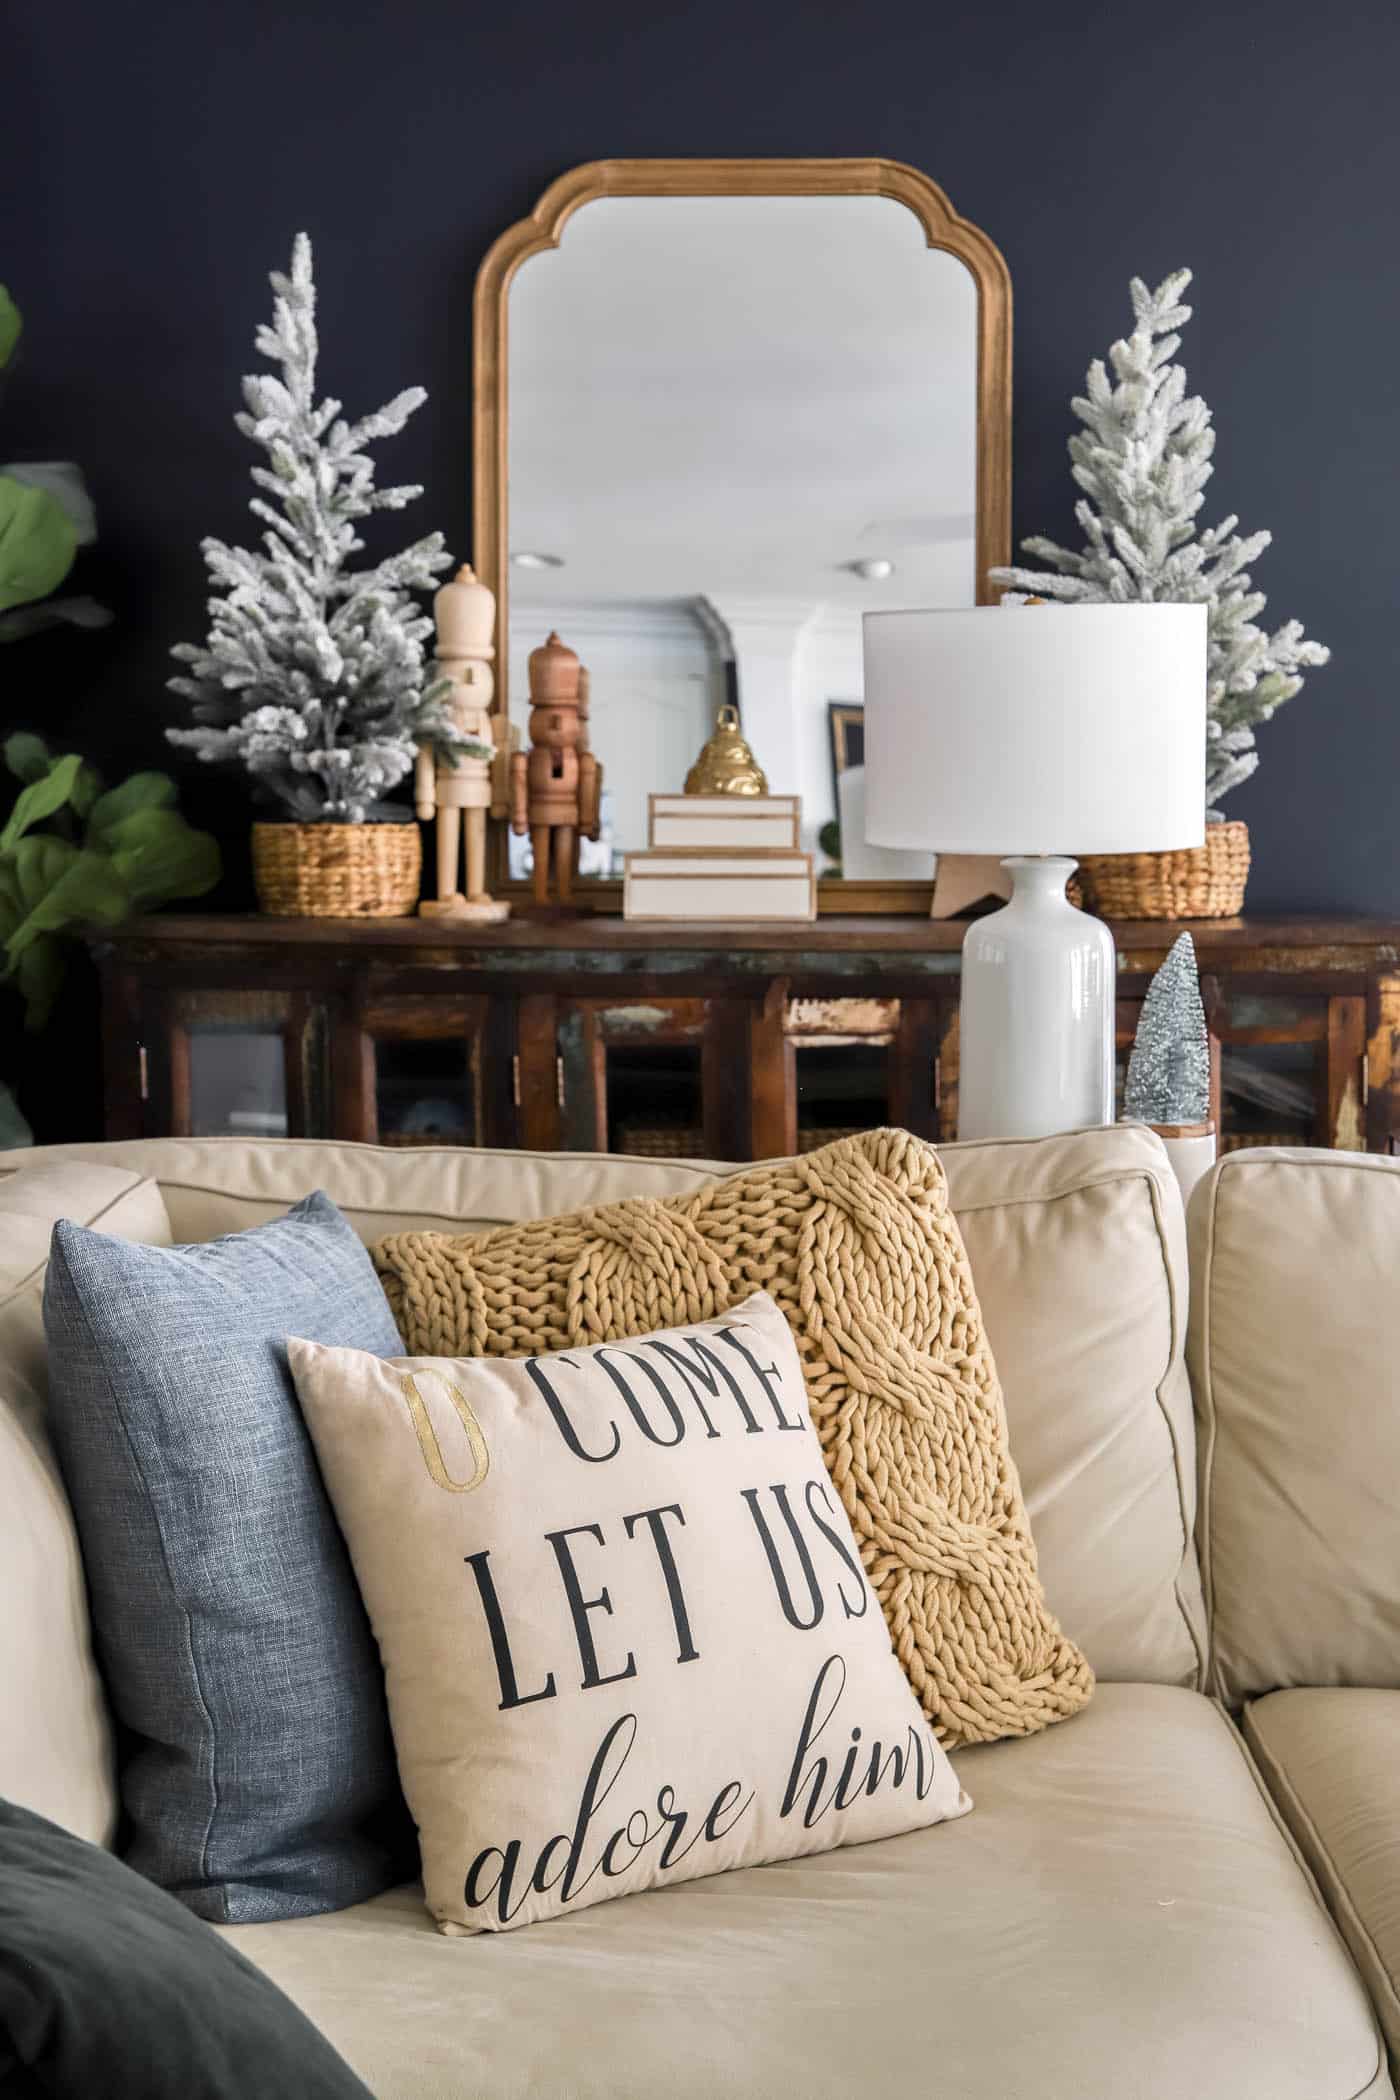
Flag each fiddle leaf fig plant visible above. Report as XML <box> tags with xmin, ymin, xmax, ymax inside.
<box><xmin>0</xmin><ymin>281</ymin><xmax>111</xmax><ymax>639</ymax></box>
<box><xmin>0</xmin><ymin>734</ymin><xmax>220</xmax><ymax>1029</ymax></box>
<box><xmin>0</xmin><ymin>471</ymin><xmax>77</xmax><ymax>613</ymax></box>
<box><xmin>0</xmin><ymin>751</ymin><xmax>88</xmax><ymax>851</ymax></box>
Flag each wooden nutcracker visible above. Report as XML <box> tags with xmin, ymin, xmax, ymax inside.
<box><xmin>416</xmin><ymin>564</ymin><xmax>510</xmax><ymax>923</ymax></box>
<box><xmin>509</xmin><ymin>630</ymin><xmax>601</xmax><ymax>906</ymax></box>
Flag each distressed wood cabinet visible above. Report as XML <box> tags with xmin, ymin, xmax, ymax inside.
<box><xmin>91</xmin><ymin>916</ymin><xmax>1400</xmax><ymax>1160</ymax></box>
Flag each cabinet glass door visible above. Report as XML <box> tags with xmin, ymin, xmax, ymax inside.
<box><xmin>164</xmin><ymin>990</ymin><xmax>325</xmax><ymax>1138</ymax></box>
<box><xmin>373</xmin><ymin>1034</ymin><xmax>482</xmax><ymax>1147</ymax></box>
<box><xmin>358</xmin><ymin>997</ymin><xmax>497</xmax><ymax>1148</ymax></box>
<box><xmin>554</xmin><ymin>999</ymin><xmax>709</xmax><ymax>1157</ymax></box>
<box><xmin>787</xmin><ymin>997</ymin><xmax>930</xmax><ymax>1151</ymax></box>
<box><xmin>188</xmin><ymin>1023</ymin><xmax>289</xmax><ymax>1138</ymax></box>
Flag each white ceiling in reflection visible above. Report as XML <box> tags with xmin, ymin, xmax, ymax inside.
<box><xmin>507</xmin><ymin>194</ymin><xmax>978</xmax><ymax>608</ymax></box>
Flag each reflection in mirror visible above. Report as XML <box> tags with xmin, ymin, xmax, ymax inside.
<box><xmin>505</xmin><ymin>193</ymin><xmax>981</xmax><ymax>879</ymax></box>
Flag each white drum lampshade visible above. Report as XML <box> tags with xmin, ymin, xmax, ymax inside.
<box><xmin>836</xmin><ymin>765</ymin><xmax>932</xmax><ymax>881</ymax></box>
<box><xmin>863</xmin><ymin>604</ymin><xmax>1207</xmax><ymax>1140</ymax></box>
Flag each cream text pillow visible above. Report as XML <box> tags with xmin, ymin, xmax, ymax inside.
<box><xmin>289</xmin><ymin>1292</ymin><xmax>970</xmax><ymax>1935</ymax></box>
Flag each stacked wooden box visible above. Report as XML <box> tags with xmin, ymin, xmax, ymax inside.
<box><xmin>623</xmin><ymin>795</ymin><xmax>815</xmax><ymax>921</ymax></box>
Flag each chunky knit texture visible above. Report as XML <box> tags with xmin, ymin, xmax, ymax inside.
<box><xmin>372</xmin><ymin>1129</ymin><xmax>1093</xmax><ymax>1746</ymax></box>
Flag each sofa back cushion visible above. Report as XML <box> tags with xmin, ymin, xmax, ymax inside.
<box><xmin>0</xmin><ymin>1138</ymin><xmax>719</xmax><ymax>1243</ymax></box>
<box><xmin>1</xmin><ymin>1125</ymin><xmax>1205</xmax><ymax>1695</ymax></box>
<box><xmin>0</xmin><ymin>1163</ymin><xmax>173</xmax><ymax>1842</ymax></box>
<box><xmin>1189</xmin><ymin>1147</ymin><xmax>1400</xmax><ymax>1706</ymax></box>
<box><xmin>940</xmin><ymin>1128</ymin><xmax>1204</xmax><ymax>1690</ymax></box>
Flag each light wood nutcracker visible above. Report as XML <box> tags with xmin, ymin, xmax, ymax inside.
<box><xmin>416</xmin><ymin>564</ymin><xmax>510</xmax><ymax>923</ymax></box>
<box><xmin>509</xmin><ymin>630</ymin><xmax>601</xmax><ymax>906</ymax></box>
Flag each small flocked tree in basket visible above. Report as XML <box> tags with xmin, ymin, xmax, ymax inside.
<box><xmin>167</xmin><ymin>234</ymin><xmax>482</xmax><ymax>917</ymax></box>
<box><xmin>992</xmin><ymin>270</ymin><xmax>1329</xmax><ymax>918</ymax></box>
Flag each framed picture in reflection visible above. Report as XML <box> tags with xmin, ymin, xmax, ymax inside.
<box><xmin>827</xmin><ymin>702</ymin><xmax>864</xmax><ymax>805</ymax></box>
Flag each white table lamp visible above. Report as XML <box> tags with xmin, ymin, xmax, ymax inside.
<box><xmin>837</xmin><ymin>766</ymin><xmax>932</xmax><ymax>881</ymax></box>
<box><xmin>862</xmin><ymin>604</ymin><xmax>1207</xmax><ymax>1140</ymax></box>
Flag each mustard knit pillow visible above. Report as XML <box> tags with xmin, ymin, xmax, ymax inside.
<box><xmin>372</xmin><ymin>1128</ymin><xmax>1092</xmax><ymax>1746</ymax></box>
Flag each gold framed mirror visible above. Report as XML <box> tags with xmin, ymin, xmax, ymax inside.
<box><xmin>472</xmin><ymin>158</ymin><xmax>1011</xmax><ymax>912</ymax></box>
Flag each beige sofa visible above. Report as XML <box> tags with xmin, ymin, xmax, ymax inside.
<box><xmin>2</xmin><ymin>1124</ymin><xmax>1398</xmax><ymax>2099</ymax></box>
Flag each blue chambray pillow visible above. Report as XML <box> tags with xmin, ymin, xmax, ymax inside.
<box><xmin>42</xmin><ymin>1191</ymin><xmax>413</xmax><ymax>1924</ymax></box>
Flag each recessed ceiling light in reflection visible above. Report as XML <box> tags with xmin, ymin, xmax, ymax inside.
<box><xmin>846</xmin><ymin>557</ymin><xmax>895</xmax><ymax>581</ymax></box>
<box><xmin>511</xmin><ymin>551</ymin><xmax>565</xmax><ymax>570</ymax></box>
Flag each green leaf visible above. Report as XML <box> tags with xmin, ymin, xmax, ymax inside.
<box><xmin>0</xmin><ymin>288</ymin><xmax>19</xmax><ymax>373</ymax></box>
<box><xmin>3</xmin><ymin>732</ymin><xmax>51</xmax><ymax>784</ymax></box>
<box><xmin>0</xmin><ymin>751</ymin><xmax>84</xmax><ymax>851</ymax></box>
<box><xmin>3</xmin><ymin>837</ymin><xmax>130</xmax><ymax>961</ymax></box>
<box><xmin>9</xmin><ymin>833</ymin><xmax>77</xmax><ymax>915</ymax></box>
<box><xmin>69</xmin><ymin>762</ymin><xmax>105</xmax><ymax>822</ymax></box>
<box><xmin>0</xmin><ymin>475</ymin><xmax>78</xmax><ymax>613</ymax></box>
<box><xmin>11</xmin><ymin>935</ymin><xmax>66</xmax><ymax>1032</ymax></box>
<box><xmin>0</xmin><ymin>855</ymin><xmax>23</xmax><ymax>942</ymax></box>
<box><xmin>1</xmin><ymin>463</ymin><xmax>96</xmax><ymax>546</ymax></box>
<box><xmin>106</xmin><ymin>808</ymin><xmax>221</xmax><ymax>908</ymax></box>
<box><xmin>87</xmin><ymin>771</ymin><xmax>177</xmax><ymax>841</ymax></box>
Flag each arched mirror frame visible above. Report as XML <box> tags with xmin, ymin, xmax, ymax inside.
<box><xmin>472</xmin><ymin>158</ymin><xmax>1012</xmax><ymax>913</ymax></box>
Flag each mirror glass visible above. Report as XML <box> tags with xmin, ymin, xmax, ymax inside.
<box><xmin>505</xmin><ymin>192</ymin><xmax>980</xmax><ymax>881</ymax></box>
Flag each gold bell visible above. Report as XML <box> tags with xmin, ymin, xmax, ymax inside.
<box><xmin>683</xmin><ymin>704</ymin><xmax>769</xmax><ymax>797</ymax></box>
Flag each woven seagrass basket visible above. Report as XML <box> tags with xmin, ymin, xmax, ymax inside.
<box><xmin>1075</xmin><ymin>819</ymin><xmax>1250</xmax><ymax>921</ymax></box>
<box><xmin>251</xmin><ymin>821</ymin><xmax>422</xmax><ymax>918</ymax></box>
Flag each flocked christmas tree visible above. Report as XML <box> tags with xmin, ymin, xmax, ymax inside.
<box><xmin>167</xmin><ymin>234</ymin><xmax>476</xmax><ymax>822</ymax></box>
<box><xmin>1124</xmin><ymin>932</ymin><xmax>1211</xmax><ymax>1125</ymax></box>
<box><xmin>992</xmin><ymin>270</ymin><xmax>1328</xmax><ymax>817</ymax></box>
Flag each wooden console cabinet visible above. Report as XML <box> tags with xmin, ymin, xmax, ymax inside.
<box><xmin>91</xmin><ymin>915</ymin><xmax>1400</xmax><ymax>1160</ymax></box>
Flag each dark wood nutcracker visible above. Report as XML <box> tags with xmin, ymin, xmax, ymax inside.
<box><xmin>509</xmin><ymin>630</ymin><xmax>601</xmax><ymax>905</ymax></box>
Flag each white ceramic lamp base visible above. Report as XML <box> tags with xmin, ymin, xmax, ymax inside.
<box><xmin>1151</xmin><ymin>1124</ymin><xmax>1217</xmax><ymax>1210</ymax></box>
<box><xmin>956</xmin><ymin>857</ymin><xmax>1115</xmax><ymax>1142</ymax></box>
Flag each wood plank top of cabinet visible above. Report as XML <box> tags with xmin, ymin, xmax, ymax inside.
<box><xmin>91</xmin><ymin>913</ymin><xmax>1400</xmax><ymax>968</ymax></box>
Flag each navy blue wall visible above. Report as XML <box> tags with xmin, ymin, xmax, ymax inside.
<box><xmin>6</xmin><ymin>0</ymin><xmax>1398</xmax><ymax>1128</ymax></box>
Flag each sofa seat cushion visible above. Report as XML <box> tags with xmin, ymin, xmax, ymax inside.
<box><xmin>1246</xmin><ymin>1690</ymin><xmax>1400</xmax><ymax>2064</ymax></box>
<box><xmin>220</xmin><ymin>1684</ymin><xmax>1389</xmax><ymax>2100</ymax></box>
